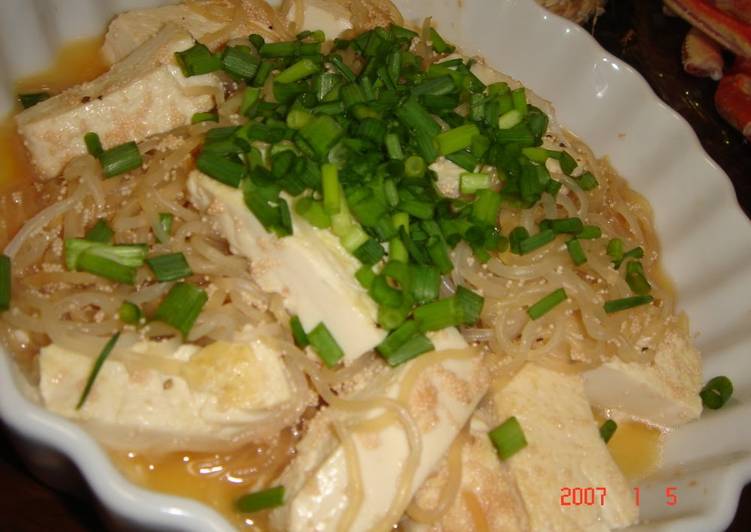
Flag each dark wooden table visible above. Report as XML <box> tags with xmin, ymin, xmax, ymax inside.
<box><xmin>0</xmin><ymin>1</ymin><xmax>749</xmax><ymax>530</ymax></box>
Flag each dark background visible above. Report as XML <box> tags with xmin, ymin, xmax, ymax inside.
<box><xmin>0</xmin><ymin>1</ymin><xmax>749</xmax><ymax>530</ymax></box>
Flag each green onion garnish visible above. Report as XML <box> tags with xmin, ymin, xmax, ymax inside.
<box><xmin>577</xmin><ymin>171</ymin><xmax>599</xmax><ymax>191</ymax></box>
<box><xmin>197</xmin><ymin>150</ymin><xmax>247</xmax><ymax>187</ymax></box>
<box><xmin>84</xmin><ymin>132</ymin><xmax>103</xmax><ymax>158</ymax></box>
<box><xmin>455</xmin><ymin>285</ymin><xmax>484</xmax><ymax>325</ymax></box>
<box><xmin>527</xmin><ymin>288</ymin><xmax>567</xmax><ymax>320</ymax></box>
<box><xmin>84</xmin><ymin>219</ymin><xmax>114</xmax><ymax>244</ymax></box>
<box><xmin>18</xmin><ymin>91</ymin><xmax>50</xmax><ymax>109</ymax></box>
<box><xmin>578</xmin><ymin>225</ymin><xmax>602</xmax><ymax>240</ymax></box>
<box><xmin>221</xmin><ymin>45</ymin><xmax>259</xmax><ymax>79</ymax></box>
<box><xmin>497</xmin><ymin>109</ymin><xmax>522</xmax><ymax>130</ymax></box>
<box><xmin>0</xmin><ymin>255</ymin><xmax>11</xmax><ymax>311</ymax></box>
<box><xmin>599</xmin><ymin>419</ymin><xmax>618</xmax><ymax>443</ymax></box>
<box><xmin>385</xmin><ymin>133</ymin><xmax>404</xmax><ymax>160</ymax></box>
<box><xmin>191</xmin><ymin>112</ymin><xmax>218</xmax><ymax>124</ymax></box>
<box><xmin>603</xmin><ymin>295</ymin><xmax>654</xmax><ymax>314</ymax></box>
<box><xmin>276</xmin><ymin>58</ymin><xmax>320</xmax><ymax>84</ymax></box>
<box><xmin>158</xmin><ymin>213</ymin><xmax>174</xmax><ymax>243</ymax></box>
<box><xmin>146</xmin><ymin>253</ymin><xmax>192</xmax><ymax>282</ymax></box>
<box><xmin>414</xmin><ymin>297</ymin><xmax>461</xmax><ymax>332</ymax></box>
<box><xmin>118</xmin><ymin>301</ymin><xmax>142</xmax><ymax>326</ymax></box>
<box><xmin>307</xmin><ymin>322</ymin><xmax>345</xmax><ymax>368</ymax></box>
<box><xmin>236</xmin><ymin>486</ymin><xmax>285</xmax><ymax>513</ymax></box>
<box><xmin>175</xmin><ymin>43</ymin><xmax>221</xmax><ymax>76</ymax></box>
<box><xmin>428</xmin><ymin>27</ymin><xmax>455</xmax><ymax>54</ymax></box>
<box><xmin>100</xmin><ymin>141</ymin><xmax>143</xmax><ymax>178</ymax></box>
<box><xmin>76</xmin><ymin>332</ymin><xmax>120</xmax><ymax>409</ymax></box>
<box><xmin>321</xmin><ymin>164</ymin><xmax>341</xmax><ymax>215</ymax></box>
<box><xmin>607</xmin><ymin>238</ymin><xmax>624</xmax><ymax>264</ymax></box>
<box><xmin>488</xmin><ymin>416</ymin><xmax>527</xmax><ymax>460</ymax></box>
<box><xmin>353</xmin><ymin>238</ymin><xmax>385</xmax><ymax>266</ymax></box>
<box><xmin>625</xmin><ymin>261</ymin><xmax>651</xmax><ymax>295</ymax></box>
<box><xmin>700</xmin><ymin>376</ymin><xmax>733</xmax><ymax>410</ymax></box>
<box><xmin>376</xmin><ymin>319</ymin><xmax>434</xmax><ymax>366</ymax></box>
<box><xmin>519</xmin><ymin>229</ymin><xmax>555</xmax><ymax>255</ymax></box>
<box><xmin>153</xmin><ymin>282</ymin><xmax>208</xmax><ymax>339</ymax></box>
<box><xmin>289</xmin><ymin>315</ymin><xmax>309</xmax><ymax>348</ymax></box>
<box><xmin>435</xmin><ymin>124</ymin><xmax>480</xmax><ymax>156</ymax></box>
<box><xmin>549</xmin><ymin>217</ymin><xmax>583</xmax><ymax>235</ymax></box>
<box><xmin>460</xmin><ymin>172</ymin><xmax>491</xmax><ymax>195</ymax></box>
<box><xmin>411</xmin><ymin>265</ymin><xmax>440</xmax><ymax>304</ymax></box>
<box><xmin>565</xmin><ymin>238</ymin><xmax>587</xmax><ymax>266</ymax></box>
<box><xmin>64</xmin><ymin>239</ymin><xmax>147</xmax><ymax>284</ymax></box>
<box><xmin>404</xmin><ymin>155</ymin><xmax>426</xmax><ymax>178</ymax></box>
<box><xmin>299</xmin><ymin>115</ymin><xmax>344</xmax><ymax>159</ymax></box>
<box><xmin>559</xmin><ymin>151</ymin><xmax>577</xmax><ymax>175</ymax></box>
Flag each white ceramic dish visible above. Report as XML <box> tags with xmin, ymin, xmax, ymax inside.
<box><xmin>1</xmin><ymin>0</ymin><xmax>750</xmax><ymax>530</ymax></box>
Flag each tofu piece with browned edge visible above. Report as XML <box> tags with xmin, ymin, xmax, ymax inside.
<box><xmin>270</xmin><ymin>328</ymin><xmax>488</xmax><ymax>532</ymax></box>
<box><xmin>493</xmin><ymin>364</ymin><xmax>638</xmax><ymax>532</ymax></box>
<box><xmin>582</xmin><ymin>317</ymin><xmax>703</xmax><ymax>428</ymax></box>
<box><xmin>16</xmin><ymin>24</ymin><xmax>221</xmax><ymax>179</ymax></box>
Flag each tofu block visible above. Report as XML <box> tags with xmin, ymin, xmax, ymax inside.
<box><xmin>271</xmin><ymin>329</ymin><xmax>489</xmax><ymax>532</ymax></box>
<box><xmin>102</xmin><ymin>0</ymin><xmax>281</xmax><ymax>63</ymax></box>
<box><xmin>582</xmin><ymin>318</ymin><xmax>702</xmax><ymax>428</ymax></box>
<box><xmin>189</xmin><ymin>171</ymin><xmax>387</xmax><ymax>364</ymax></box>
<box><xmin>403</xmin><ymin>412</ymin><xmax>531</xmax><ymax>532</ymax></box>
<box><xmin>16</xmin><ymin>24</ymin><xmax>221</xmax><ymax>179</ymax></box>
<box><xmin>38</xmin><ymin>327</ymin><xmax>306</xmax><ymax>452</ymax></box>
<box><xmin>493</xmin><ymin>364</ymin><xmax>638</xmax><ymax>532</ymax></box>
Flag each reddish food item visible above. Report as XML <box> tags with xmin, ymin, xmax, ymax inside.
<box><xmin>715</xmin><ymin>69</ymin><xmax>751</xmax><ymax>139</ymax></box>
<box><xmin>682</xmin><ymin>27</ymin><xmax>725</xmax><ymax>79</ymax></box>
<box><xmin>715</xmin><ymin>0</ymin><xmax>751</xmax><ymax>25</ymax></box>
<box><xmin>664</xmin><ymin>0</ymin><xmax>751</xmax><ymax>57</ymax></box>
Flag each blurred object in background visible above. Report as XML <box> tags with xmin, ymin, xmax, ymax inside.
<box><xmin>537</xmin><ymin>0</ymin><xmax>605</xmax><ymax>23</ymax></box>
<box><xmin>665</xmin><ymin>0</ymin><xmax>751</xmax><ymax>140</ymax></box>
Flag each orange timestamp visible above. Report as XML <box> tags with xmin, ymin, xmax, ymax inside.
<box><xmin>560</xmin><ymin>486</ymin><xmax>679</xmax><ymax>507</ymax></box>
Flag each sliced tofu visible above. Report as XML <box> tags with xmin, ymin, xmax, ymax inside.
<box><xmin>582</xmin><ymin>317</ymin><xmax>702</xmax><ymax>428</ymax></box>
<box><xmin>38</xmin><ymin>326</ymin><xmax>308</xmax><ymax>452</ymax></box>
<box><xmin>403</xmin><ymin>411</ymin><xmax>531</xmax><ymax>532</ymax></box>
<box><xmin>102</xmin><ymin>0</ymin><xmax>283</xmax><ymax>64</ymax></box>
<box><xmin>271</xmin><ymin>328</ymin><xmax>489</xmax><ymax>532</ymax></box>
<box><xmin>16</xmin><ymin>24</ymin><xmax>221</xmax><ymax>179</ymax></box>
<box><xmin>189</xmin><ymin>171</ymin><xmax>386</xmax><ymax>364</ymax></box>
<box><xmin>493</xmin><ymin>363</ymin><xmax>638</xmax><ymax>532</ymax></box>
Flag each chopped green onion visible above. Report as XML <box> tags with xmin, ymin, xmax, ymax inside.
<box><xmin>299</xmin><ymin>115</ymin><xmax>344</xmax><ymax>159</ymax></box>
<box><xmin>76</xmin><ymin>332</ymin><xmax>120</xmax><ymax>410</ymax></box>
<box><xmin>197</xmin><ymin>150</ymin><xmax>247</xmax><ymax>187</ymax></box>
<box><xmin>287</xmin><ymin>108</ymin><xmax>313</xmax><ymax>130</ymax></box>
<box><xmin>154</xmin><ymin>283</ymin><xmax>208</xmax><ymax>339</ymax></box>
<box><xmin>607</xmin><ymin>238</ymin><xmax>624</xmax><ymax>263</ymax></box>
<box><xmin>307</xmin><ymin>322</ymin><xmax>345</xmax><ymax>367</ymax></box>
<box><xmin>18</xmin><ymin>91</ymin><xmax>50</xmax><ymax>108</ymax></box>
<box><xmin>118</xmin><ymin>301</ymin><xmax>142</xmax><ymax>326</ymax></box>
<box><xmin>369</xmin><ymin>275</ymin><xmax>403</xmax><ymax>307</ymax></box>
<box><xmin>84</xmin><ymin>219</ymin><xmax>114</xmax><ymax>244</ymax></box>
<box><xmin>527</xmin><ymin>288</ymin><xmax>567</xmax><ymax>320</ymax></box>
<box><xmin>191</xmin><ymin>112</ymin><xmax>218</xmax><ymax>124</ymax></box>
<box><xmin>414</xmin><ymin>297</ymin><xmax>461</xmax><ymax>332</ymax></box>
<box><xmin>145</xmin><ymin>253</ymin><xmax>192</xmax><ymax>282</ymax></box>
<box><xmin>389</xmin><ymin>237</ymin><xmax>409</xmax><ymax>263</ymax></box>
<box><xmin>355</xmin><ymin>265</ymin><xmax>376</xmax><ymax>289</ymax></box>
<box><xmin>395</xmin><ymin>98</ymin><xmax>441</xmax><ymax>137</ymax></box>
<box><xmin>329</xmin><ymin>54</ymin><xmax>356</xmax><ymax>82</ymax></box>
<box><xmin>519</xmin><ymin>229</ymin><xmax>555</xmax><ymax>255</ymax></box>
<box><xmin>340</xmin><ymin>225</ymin><xmax>369</xmax><ymax>253</ymax></box>
<box><xmin>460</xmin><ymin>173</ymin><xmax>491</xmax><ymax>195</ymax></box>
<box><xmin>321</xmin><ymin>164</ymin><xmax>341</xmax><ymax>215</ymax></box>
<box><xmin>435</xmin><ymin>124</ymin><xmax>480</xmax><ymax>156</ymax></box>
<box><xmin>700</xmin><ymin>376</ymin><xmax>733</xmax><ymax>410</ymax></box>
<box><xmin>509</xmin><ymin>227</ymin><xmax>530</xmax><ymax>255</ymax></box>
<box><xmin>411</xmin><ymin>265</ymin><xmax>440</xmax><ymax>304</ymax></box>
<box><xmin>455</xmin><ymin>285</ymin><xmax>484</xmax><ymax>325</ymax></box>
<box><xmin>565</xmin><ymin>238</ymin><xmax>587</xmax><ymax>266</ymax></box>
<box><xmin>578</xmin><ymin>225</ymin><xmax>602</xmax><ymax>239</ymax></box>
<box><xmin>0</xmin><ymin>255</ymin><xmax>10</xmax><ymax>311</ymax></box>
<box><xmin>625</xmin><ymin>261</ymin><xmax>651</xmax><ymax>295</ymax></box>
<box><xmin>488</xmin><ymin>416</ymin><xmax>527</xmax><ymax>460</ymax></box>
<box><xmin>158</xmin><ymin>213</ymin><xmax>174</xmax><ymax>243</ymax></box>
<box><xmin>385</xmin><ymin>133</ymin><xmax>404</xmax><ymax>160</ymax></box>
<box><xmin>260</xmin><ymin>41</ymin><xmax>298</xmax><ymax>57</ymax></box>
<box><xmin>65</xmin><ymin>240</ymin><xmax>147</xmax><ymax>284</ymax></box>
<box><xmin>603</xmin><ymin>295</ymin><xmax>654</xmax><ymax>314</ymax></box>
<box><xmin>471</xmin><ymin>190</ymin><xmax>501</xmax><ymax>226</ymax></box>
<box><xmin>221</xmin><ymin>45</ymin><xmax>259</xmax><ymax>79</ymax></box>
<box><xmin>521</xmin><ymin>147</ymin><xmax>548</xmax><ymax>164</ymax></box>
<box><xmin>354</xmin><ymin>238</ymin><xmax>385</xmax><ymax>266</ymax></box>
<box><xmin>290</xmin><ymin>315</ymin><xmax>309</xmax><ymax>348</ymax></box>
<box><xmin>404</xmin><ymin>155</ymin><xmax>427</xmax><ymax>178</ymax></box>
<box><xmin>558</xmin><ymin>151</ymin><xmax>577</xmax><ymax>175</ymax></box>
<box><xmin>276</xmin><ymin>58</ymin><xmax>320</xmax><ymax>84</ymax></box>
<box><xmin>175</xmin><ymin>43</ymin><xmax>221</xmax><ymax>76</ymax></box>
<box><xmin>84</xmin><ymin>132</ymin><xmax>103</xmax><ymax>157</ymax></box>
<box><xmin>100</xmin><ymin>141</ymin><xmax>143</xmax><ymax>178</ymax></box>
<box><xmin>249</xmin><ymin>34</ymin><xmax>265</xmax><ymax>51</ymax></box>
<box><xmin>550</xmin><ymin>217</ymin><xmax>583</xmax><ymax>234</ymax></box>
<box><xmin>511</xmin><ymin>87</ymin><xmax>527</xmax><ymax>116</ymax></box>
<box><xmin>429</xmin><ymin>27</ymin><xmax>455</xmax><ymax>54</ymax></box>
<box><xmin>497</xmin><ymin>110</ymin><xmax>522</xmax><ymax>130</ymax></box>
<box><xmin>295</xmin><ymin>197</ymin><xmax>331</xmax><ymax>229</ymax></box>
<box><xmin>381</xmin><ymin>331</ymin><xmax>434</xmax><ymax>366</ymax></box>
<box><xmin>240</xmin><ymin>87</ymin><xmax>262</xmax><ymax>116</ymax></box>
<box><xmin>236</xmin><ymin>486</ymin><xmax>285</xmax><ymax>513</ymax></box>
<box><xmin>577</xmin><ymin>171</ymin><xmax>599</xmax><ymax>191</ymax></box>
<box><xmin>599</xmin><ymin>419</ymin><xmax>618</xmax><ymax>443</ymax></box>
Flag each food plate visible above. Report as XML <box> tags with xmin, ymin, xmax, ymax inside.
<box><xmin>1</xmin><ymin>0</ymin><xmax>750</xmax><ymax>530</ymax></box>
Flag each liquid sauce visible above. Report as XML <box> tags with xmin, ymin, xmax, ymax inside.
<box><xmin>2</xmin><ymin>33</ymin><xmax>664</xmax><ymax>531</ymax></box>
